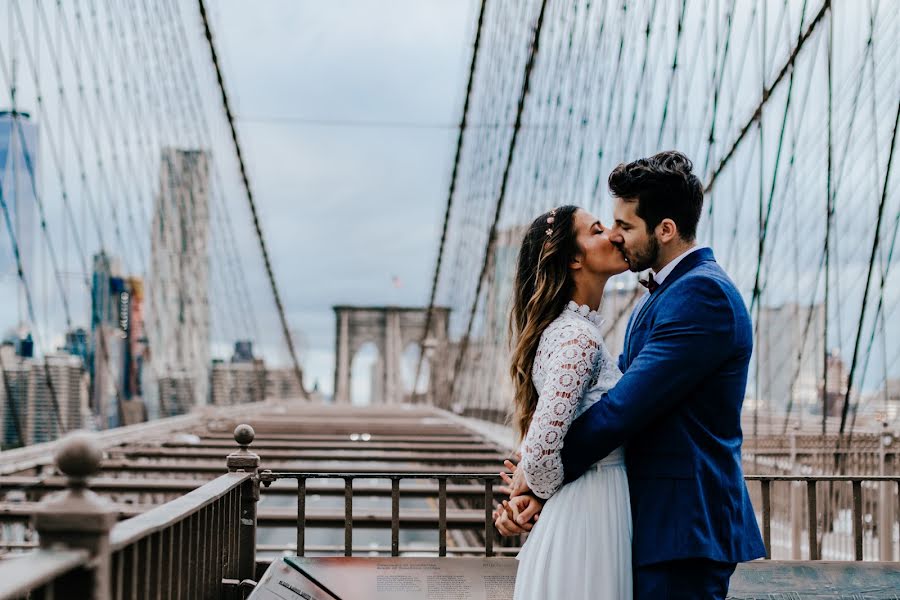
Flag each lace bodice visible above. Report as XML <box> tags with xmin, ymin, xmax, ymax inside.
<box><xmin>519</xmin><ymin>301</ymin><xmax>622</xmax><ymax>499</ymax></box>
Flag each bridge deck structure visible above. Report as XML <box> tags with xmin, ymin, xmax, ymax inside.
<box><xmin>0</xmin><ymin>401</ymin><xmax>897</xmax><ymax>599</ymax></box>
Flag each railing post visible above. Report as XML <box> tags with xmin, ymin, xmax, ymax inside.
<box><xmin>878</xmin><ymin>424</ymin><xmax>894</xmax><ymax>561</ymax></box>
<box><xmin>35</xmin><ymin>431</ymin><xmax>117</xmax><ymax>600</ymax></box>
<box><xmin>227</xmin><ymin>424</ymin><xmax>260</xmax><ymax>587</ymax></box>
<box><xmin>790</xmin><ymin>426</ymin><xmax>802</xmax><ymax>559</ymax></box>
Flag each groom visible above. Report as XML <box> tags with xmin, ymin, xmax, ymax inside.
<box><xmin>498</xmin><ymin>151</ymin><xmax>765</xmax><ymax>599</ymax></box>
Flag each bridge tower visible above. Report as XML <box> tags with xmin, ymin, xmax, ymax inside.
<box><xmin>333</xmin><ymin>306</ymin><xmax>450</xmax><ymax>406</ymax></box>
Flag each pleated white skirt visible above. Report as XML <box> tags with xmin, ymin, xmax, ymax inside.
<box><xmin>513</xmin><ymin>448</ymin><xmax>632</xmax><ymax>600</ymax></box>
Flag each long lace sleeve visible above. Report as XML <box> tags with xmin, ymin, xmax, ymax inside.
<box><xmin>520</xmin><ymin>324</ymin><xmax>600</xmax><ymax>499</ymax></box>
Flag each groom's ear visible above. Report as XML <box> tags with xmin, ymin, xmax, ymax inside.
<box><xmin>657</xmin><ymin>218</ymin><xmax>679</xmax><ymax>243</ymax></box>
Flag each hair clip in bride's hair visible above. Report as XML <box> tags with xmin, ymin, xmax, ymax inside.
<box><xmin>545</xmin><ymin>208</ymin><xmax>558</xmax><ymax>237</ymax></box>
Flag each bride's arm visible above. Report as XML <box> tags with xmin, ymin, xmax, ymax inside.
<box><xmin>518</xmin><ymin>326</ymin><xmax>599</xmax><ymax>499</ymax></box>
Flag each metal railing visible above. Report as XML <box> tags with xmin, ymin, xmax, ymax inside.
<box><xmin>258</xmin><ymin>471</ymin><xmax>502</xmax><ymax>558</ymax></box>
<box><xmin>0</xmin><ymin>425</ymin><xmax>262</xmax><ymax>600</ymax></box>
<box><xmin>746</xmin><ymin>475</ymin><xmax>900</xmax><ymax>561</ymax></box>
<box><xmin>2</xmin><ymin>425</ymin><xmax>898</xmax><ymax>600</ymax></box>
<box><xmin>107</xmin><ymin>471</ymin><xmax>250</xmax><ymax>598</ymax></box>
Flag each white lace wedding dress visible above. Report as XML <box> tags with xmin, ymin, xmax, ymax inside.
<box><xmin>513</xmin><ymin>301</ymin><xmax>632</xmax><ymax>600</ymax></box>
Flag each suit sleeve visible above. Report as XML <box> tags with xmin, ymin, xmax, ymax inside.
<box><xmin>561</xmin><ymin>277</ymin><xmax>736</xmax><ymax>482</ymax></box>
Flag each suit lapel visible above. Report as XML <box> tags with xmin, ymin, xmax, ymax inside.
<box><xmin>626</xmin><ymin>248</ymin><xmax>717</xmax><ymax>362</ymax></box>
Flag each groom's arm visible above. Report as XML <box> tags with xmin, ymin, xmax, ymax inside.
<box><xmin>561</xmin><ymin>277</ymin><xmax>737</xmax><ymax>482</ymax></box>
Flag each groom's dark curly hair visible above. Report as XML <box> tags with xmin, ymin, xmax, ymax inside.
<box><xmin>608</xmin><ymin>150</ymin><xmax>703</xmax><ymax>241</ymax></box>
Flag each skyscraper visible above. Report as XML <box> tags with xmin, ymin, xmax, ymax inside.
<box><xmin>0</xmin><ymin>343</ymin><xmax>87</xmax><ymax>448</ymax></box>
<box><xmin>146</xmin><ymin>148</ymin><xmax>210</xmax><ymax>416</ymax></box>
<box><xmin>0</xmin><ymin>111</ymin><xmax>38</xmax><ymax>326</ymax></box>
<box><xmin>753</xmin><ymin>303</ymin><xmax>825</xmax><ymax>417</ymax></box>
<box><xmin>210</xmin><ymin>341</ymin><xmax>266</xmax><ymax>407</ymax></box>
<box><xmin>90</xmin><ymin>251</ymin><xmax>127</xmax><ymax>428</ymax></box>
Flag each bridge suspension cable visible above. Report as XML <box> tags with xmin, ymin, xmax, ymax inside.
<box><xmin>426</xmin><ymin>0</ymin><xmax>900</xmax><ymax>435</ymax></box>
<box><xmin>197</xmin><ymin>0</ymin><xmax>306</xmax><ymax>397</ymax></box>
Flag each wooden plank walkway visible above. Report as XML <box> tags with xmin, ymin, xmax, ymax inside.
<box><xmin>729</xmin><ymin>561</ymin><xmax>900</xmax><ymax>599</ymax></box>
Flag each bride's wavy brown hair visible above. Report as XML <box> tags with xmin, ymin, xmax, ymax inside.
<box><xmin>509</xmin><ymin>205</ymin><xmax>581</xmax><ymax>441</ymax></box>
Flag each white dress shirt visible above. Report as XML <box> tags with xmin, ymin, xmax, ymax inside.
<box><xmin>633</xmin><ymin>245</ymin><xmax>708</xmax><ymax>314</ymax></box>
<box><xmin>652</xmin><ymin>244</ymin><xmax>707</xmax><ymax>285</ymax></box>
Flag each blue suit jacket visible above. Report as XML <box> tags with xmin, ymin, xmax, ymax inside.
<box><xmin>561</xmin><ymin>248</ymin><xmax>765</xmax><ymax>567</ymax></box>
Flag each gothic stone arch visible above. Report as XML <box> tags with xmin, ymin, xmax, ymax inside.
<box><xmin>333</xmin><ymin>306</ymin><xmax>450</xmax><ymax>405</ymax></box>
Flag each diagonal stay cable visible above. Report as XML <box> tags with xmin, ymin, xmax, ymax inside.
<box><xmin>450</xmin><ymin>0</ymin><xmax>550</xmax><ymax>404</ymax></box>
<box><xmin>838</xmin><ymin>97</ymin><xmax>900</xmax><ymax>435</ymax></box>
<box><xmin>704</xmin><ymin>0</ymin><xmax>830</xmax><ymax>195</ymax></box>
<box><xmin>415</xmin><ymin>0</ymin><xmax>489</xmax><ymax>396</ymax></box>
<box><xmin>197</xmin><ymin>0</ymin><xmax>306</xmax><ymax>397</ymax></box>
<box><xmin>851</xmin><ymin>182</ymin><xmax>900</xmax><ymax>431</ymax></box>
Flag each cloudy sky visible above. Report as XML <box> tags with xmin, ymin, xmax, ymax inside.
<box><xmin>210</xmin><ymin>1</ymin><xmax>478</xmax><ymax>396</ymax></box>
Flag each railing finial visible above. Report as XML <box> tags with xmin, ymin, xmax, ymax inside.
<box><xmin>55</xmin><ymin>430</ymin><xmax>104</xmax><ymax>485</ymax></box>
<box><xmin>233</xmin><ymin>423</ymin><xmax>255</xmax><ymax>448</ymax></box>
<box><xmin>227</xmin><ymin>423</ymin><xmax>260</xmax><ymax>473</ymax></box>
<box><xmin>36</xmin><ymin>431</ymin><xmax>116</xmax><ymax>598</ymax></box>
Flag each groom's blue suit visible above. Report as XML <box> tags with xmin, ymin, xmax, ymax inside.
<box><xmin>561</xmin><ymin>248</ymin><xmax>765</xmax><ymax>598</ymax></box>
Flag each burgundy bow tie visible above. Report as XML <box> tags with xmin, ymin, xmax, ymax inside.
<box><xmin>639</xmin><ymin>273</ymin><xmax>659</xmax><ymax>293</ymax></box>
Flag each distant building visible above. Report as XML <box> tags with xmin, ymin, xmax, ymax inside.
<box><xmin>146</xmin><ymin>149</ymin><xmax>210</xmax><ymax>417</ymax></box>
<box><xmin>0</xmin><ymin>344</ymin><xmax>87</xmax><ymax>448</ymax></box>
<box><xmin>266</xmin><ymin>368</ymin><xmax>305</xmax><ymax>401</ymax></box>
<box><xmin>209</xmin><ymin>341</ymin><xmax>266</xmax><ymax>406</ymax></box>
<box><xmin>473</xmin><ymin>225</ymin><xmax>525</xmax><ymax>417</ymax></box>
<box><xmin>752</xmin><ymin>303</ymin><xmax>825</xmax><ymax>417</ymax></box>
<box><xmin>0</xmin><ymin>111</ymin><xmax>38</xmax><ymax>321</ymax></box>
<box><xmin>90</xmin><ymin>252</ymin><xmax>126</xmax><ymax>428</ymax></box>
<box><xmin>820</xmin><ymin>348</ymin><xmax>850</xmax><ymax>418</ymax></box>
<box><xmin>210</xmin><ymin>361</ymin><xmax>266</xmax><ymax>406</ymax></box>
<box><xmin>0</xmin><ymin>342</ymin><xmax>29</xmax><ymax>448</ymax></box>
<box><xmin>123</xmin><ymin>277</ymin><xmax>148</xmax><ymax>402</ymax></box>
<box><xmin>63</xmin><ymin>328</ymin><xmax>90</xmax><ymax>367</ymax></box>
<box><xmin>157</xmin><ymin>371</ymin><xmax>195</xmax><ymax>418</ymax></box>
<box><xmin>88</xmin><ymin>253</ymin><xmax>149</xmax><ymax>428</ymax></box>
<box><xmin>869</xmin><ymin>379</ymin><xmax>900</xmax><ymax>422</ymax></box>
<box><xmin>232</xmin><ymin>340</ymin><xmax>255</xmax><ymax>363</ymax></box>
<box><xmin>15</xmin><ymin>333</ymin><xmax>33</xmax><ymax>359</ymax></box>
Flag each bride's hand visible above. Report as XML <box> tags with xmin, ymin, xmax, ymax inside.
<box><xmin>509</xmin><ymin>494</ymin><xmax>544</xmax><ymax>526</ymax></box>
<box><xmin>493</xmin><ymin>498</ymin><xmax>534</xmax><ymax>537</ymax></box>
<box><xmin>499</xmin><ymin>457</ymin><xmax>531</xmax><ymax>498</ymax></box>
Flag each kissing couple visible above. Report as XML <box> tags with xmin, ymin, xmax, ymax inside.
<box><xmin>494</xmin><ymin>151</ymin><xmax>766</xmax><ymax>599</ymax></box>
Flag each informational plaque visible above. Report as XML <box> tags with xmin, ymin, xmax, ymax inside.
<box><xmin>249</xmin><ymin>557</ymin><xmax>518</xmax><ymax>600</ymax></box>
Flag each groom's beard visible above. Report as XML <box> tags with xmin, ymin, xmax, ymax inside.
<box><xmin>624</xmin><ymin>235</ymin><xmax>660</xmax><ymax>272</ymax></box>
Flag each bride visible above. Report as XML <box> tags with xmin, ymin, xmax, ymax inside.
<box><xmin>495</xmin><ymin>205</ymin><xmax>632</xmax><ymax>599</ymax></box>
